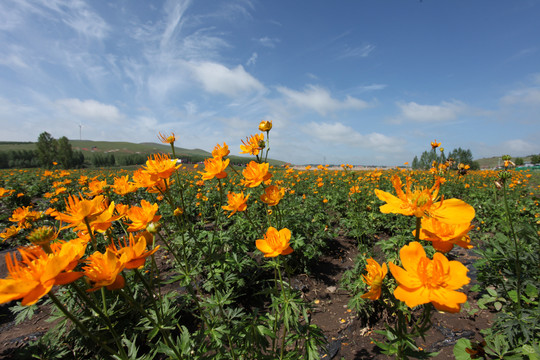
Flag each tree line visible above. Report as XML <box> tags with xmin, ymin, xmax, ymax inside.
<box><xmin>411</xmin><ymin>147</ymin><xmax>480</xmax><ymax>170</ymax></box>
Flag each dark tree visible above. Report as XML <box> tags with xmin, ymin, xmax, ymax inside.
<box><xmin>36</xmin><ymin>132</ymin><xmax>58</xmax><ymax>169</ymax></box>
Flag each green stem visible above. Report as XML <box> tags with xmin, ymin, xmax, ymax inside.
<box><xmin>48</xmin><ymin>292</ymin><xmax>122</xmax><ymax>358</ymax></box>
<box><xmin>502</xmin><ymin>182</ymin><xmax>522</xmax><ymax>314</ymax></box>
<box><xmin>415</xmin><ymin>216</ymin><xmax>421</xmax><ymax>241</ymax></box>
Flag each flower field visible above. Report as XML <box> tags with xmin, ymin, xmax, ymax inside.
<box><xmin>1</xmin><ymin>126</ymin><xmax>539</xmax><ymax>359</ymax></box>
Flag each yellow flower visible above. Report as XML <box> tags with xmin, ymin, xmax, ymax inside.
<box><xmin>389</xmin><ymin>241</ymin><xmax>469</xmax><ymax>313</ymax></box>
<box><xmin>260</xmin><ymin>185</ymin><xmax>285</xmax><ymax>206</ymax></box>
<box><xmin>125</xmin><ymin>200</ymin><xmax>161</xmax><ymax>232</ymax></box>
<box><xmin>258</xmin><ymin>120</ymin><xmax>272</xmax><ymax>132</ymax></box>
<box><xmin>222</xmin><ymin>192</ymin><xmax>250</xmax><ymax>217</ymax></box>
<box><xmin>360</xmin><ymin>258</ymin><xmax>387</xmax><ymax>300</ymax></box>
<box><xmin>415</xmin><ymin>218</ymin><xmax>474</xmax><ymax>253</ymax></box>
<box><xmin>212</xmin><ymin>142</ymin><xmax>230</xmax><ymax>160</ymax></box>
<box><xmin>256</xmin><ymin>227</ymin><xmax>293</xmax><ymax>258</ymax></box>
<box><xmin>241</xmin><ymin>161</ymin><xmax>272</xmax><ymax>188</ymax></box>
<box><xmin>83</xmin><ymin>249</ymin><xmax>126</xmax><ymax>292</ymax></box>
<box><xmin>240</xmin><ymin>133</ymin><xmax>264</xmax><ymax>156</ymax></box>
<box><xmin>109</xmin><ymin>232</ymin><xmax>159</xmax><ymax>269</ymax></box>
<box><xmin>142</xmin><ymin>153</ymin><xmax>180</xmax><ymax>180</ymax></box>
<box><xmin>157</xmin><ymin>132</ymin><xmax>176</xmax><ymax>144</ymax></box>
<box><xmin>374</xmin><ymin>175</ymin><xmax>475</xmax><ymax>224</ymax></box>
<box><xmin>199</xmin><ymin>157</ymin><xmax>229</xmax><ymax>180</ymax></box>
<box><xmin>0</xmin><ymin>240</ymin><xmax>86</xmax><ymax>305</ymax></box>
<box><xmin>112</xmin><ymin>175</ymin><xmax>138</xmax><ymax>195</ymax></box>
<box><xmin>0</xmin><ymin>187</ymin><xmax>14</xmax><ymax>198</ymax></box>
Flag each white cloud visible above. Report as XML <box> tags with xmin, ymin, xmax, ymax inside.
<box><xmin>337</xmin><ymin>44</ymin><xmax>375</xmax><ymax>59</ymax></box>
<box><xmin>307</xmin><ymin>121</ymin><xmax>399</xmax><ymax>151</ymax></box>
<box><xmin>277</xmin><ymin>85</ymin><xmax>370</xmax><ymax>115</ymax></box>
<box><xmin>256</xmin><ymin>37</ymin><xmax>280</xmax><ymax>48</ymax></box>
<box><xmin>246</xmin><ymin>52</ymin><xmax>258</xmax><ymax>66</ymax></box>
<box><xmin>500</xmin><ymin>88</ymin><xmax>540</xmax><ymax>105</ymax></box>
<box><xmin>397</xmin><ymin>101</ymin><xmax>465</xmax><ymax>122</ymax></box>
<box><xmin>55</xmin><ymin>98</ymin><xmax>124</xmax><ymax>123</ymax></box>
<box><xmin>191</xmin><ymin>61</ymin><xmax>265</xmax><ymax>97</ymax></box>
<box><xmin>502</xmin><ymin>139</ymin><xmax>539</xmax><ymax>155</ymax></box>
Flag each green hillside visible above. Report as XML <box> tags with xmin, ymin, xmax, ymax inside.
<box><xmin>0</xmin><ymin>140</ymin><xmax>286</xmax><ymax>166</ymax></box>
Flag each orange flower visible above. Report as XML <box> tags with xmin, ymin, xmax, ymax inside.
<box><xmin>431</xmin><ymin>140</ymin><xmax>441</xmax><ymax>149</ymax></box>
<box><xmin>0</xmin><ymin>187</ymin><xmax>14</xmax><ymax>198</ymax></box>
<box><xmin>212</xmin><ymin>142</ymin><xmax>230</xmax><ymax>160</ymax></box>
<box><xmin>133</xmin><ymin>168</ymin><xmax>159</xmax><ymax>189</ymax></box>
<box><xmin>142</xmin><ymin>153</ymin><xmax>180</xmax><ymax>180</ymax></box>
<box><xmin>124</xmin><ymin>200</ymin><xmax>161</xmax><ymax>232</ymax></box>
<box><xmin>199</xmin><ymin>157</ymin><xmax>229</xmax><ymax>180</ymax></box>
<box><xmin>86</xmin><ymin>179</ymin><xmax>108</xmax><ymax>197</ymax></box>
<box><xmin>241</xmin><ymin>161</ymin><xmax>272</xmax><ymax>188</ymax></box>
<box><xmin>83</xmin><ymin>249</ymin><xmax>126</xmax><ymax>292</ymax></box>
<box><xmin>240</xmin><ymin>133</ymin><xmax>264</xmax><ymax>156</ymax></box>
<box><xmin>349</xmin><ymin>185</ymin><xmax>361</xmax><ymax>195</ymax></box>
<box><xmin>260</xmin><ymin>185</ymin><xmax>285</xmax><ymax>206</ymax></box>
<box><xmin>9</xmin><ymin>206</ymin><xmax>41</xmax><ymax>229</ymax></box>
<box><xmin>360</xmin><ymin>258</ymin><xmax>387</xmax><ymax>300</ymax></box>
<box><xmin>374</xmin><ymin>175</ymin><xmax>475</xmax><ymax>224</ymax></box>
<box><xmin>112</xmin><ymin>175</ymin><xmax>138</xmax><ymax>195</ymax></box>
<box><xmin>389</xmin><ymin>241</ymin><xmax>469</xmax><ymax>313</ymax></box>
<box><xmin>53</xmin><ymin>194</ymin><xmax>110</xmax><ymax>233</ymax></box>
<box><xmin>0</xmin><ymin>226</ymin><xmax>20</xmax><ymax>241</ymax></box>
<box><xmin>0</xmin><ymin>240</ymin><xmax>86</xmax><ymax>305</ymax></box>
<box><xmin>222</xmin><ymin>192</ymin><xmax>250</xmax><ymax>217</ymax></box>
<box><xmin>158</xmin><ymin>132</ymin><xmax>176</xmax><ymax>144</ymax></box>
<box><xmin>256</xmin><ymin>227</ymin><xmax>293</xmax><ymax>258</ymax></box>
<box><xmin>415</xmin><ymin>218</ymin><xmax>474</xmax><ymax>253</ymax></box>
<box><xmin>258</xmin><ymin>120</ymin><xmax>272</xmax><ymax>132</ymax></box>
<box><xmin>109</xmin><ymin>232</ymin><xmax>159</xmax><ymax>269</ymax></box>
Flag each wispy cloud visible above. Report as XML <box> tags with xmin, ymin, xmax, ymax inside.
<box><xmin>500</xmin><ymin>87</ymin><xmax>540</xmax><ymax>105</ymax></box>
<box><xmin>55</xmin><ymin>98</ymin><xmax>124</xmax><ymax>124</ymax></box>
<box><xmin>256</xmin><ymin>36</ymin><xmax>280</xmax><ymax>48</ymax></box>
<box><xmin>397</xmin><ymin>100</ymin><xmax>466</xmax><ymax>122</ymax></box>
<box><xmin>277</xmin><ymin>85</ymin><xmax>370</xmax><ymax>115</ymax></box>
<box><xmin>246</xmin><ymin>52</ymin><xmax>258</xmax><ymax>66</ymax></box>
<box><xmin>337</xmin><ymin>44</ymin><xmax>375</xmax><ymax>59</ymax></box>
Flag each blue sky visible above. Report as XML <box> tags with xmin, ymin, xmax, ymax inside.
<box><xmin>1</xmin><ymin>0</ymin><xmax>539</xmax><ymax>165</ymax></box>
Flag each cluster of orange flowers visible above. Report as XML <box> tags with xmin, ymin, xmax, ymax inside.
<box><xmin>0</xmin><ymin>150</ymin><xmax>188</xmax><ymax>304</ymax></box>
<box><xmin>360</xmin><ymin>141</ymin><xmax>476</xmax><ymax>313</ymax></box>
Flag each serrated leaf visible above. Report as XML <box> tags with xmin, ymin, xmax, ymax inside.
<box><xmin>453</xmin><ymin>338</ymin><xmax>473</xmax><ymax>360</ymax></box>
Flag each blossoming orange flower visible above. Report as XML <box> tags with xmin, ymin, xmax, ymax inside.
<box><xmin>86</xmin><ymin>179</ymin><xmax>108</xmax><ymax>197</ymax></box>
<box><xmin>260</xmin><ymin>185</ymin><xmax>285</xmax><ymax>206</ymax></box>
<box><xmin>256</xmin><ymin>227</ymin><xmax>293</xmax><ymax>258</ymax></box>
<box><xmin>240</xmin><ymin>133</ymin><xmax>264</xmax><ymax>156</ymax></box>
<box><xmin>142</xmin><ymin>153</ymin><xmax>180</xmax><ymax>180</ymax></box>
<box><xmin>431</xmin><ymin>140</ymin><xmax>441</xmax><ymax>149</ymax></box>
<box><xmin>0</xmin><ymin>240</ymin><xmax>87</xmax><ymax>305</ymax></box>
<box><xmin>415</xmin><ymin>218</ymin><xmax>474</xmax><ymax>253</ymax></box>
<box><xmin>0</xmin><ymin>187</ymin><xmax>14</xmax><ymax>198</ymax></box>
<box><xmin>389</xmin><ymin>241</ymin><xmax>469</xmax><ymax>313</ymax></box>
<box><xmin>212</xmin><ymin>142</ymin><xmax>230</xmax><ymax>160</ymax></box>
<box><xmin>242</xmin><ymin>161</ymin><xmax>272</xmax><ymax>188</ymax></box>
<box><xmin>222</xmin><ymin>192</ymin><xmax>250</xmax><ymax>217</ymax></box>
<box><xmin>259</xmin><ymin>120</ymin><xmax>272</xmax><ymax>132</ymax></box>
<box><xmin>83</xmin><ymin>249</ymin><xmax>126</xmax><ymax>292</ymax></box>
<box><xmin>158</xmin><ymin>132</ymin><xmax>176</xmax><ymax>144</ymax></box>
<box><xmin>53</xmin><ymin>194</ymin><xmax>110</xmax><ymax>233</ymax></box>
<box><xmin>0</xmin><ymin>226</ymin><xmax>20</xmax><ymax>241</ymax></box>
<box><xmin>360</xmin><ymin>258</ymin><xmax>388</xmax><ymax>300</ymax></box>
<box><xmin>374</xmin><ymin>175</ymin><xmax>475</xmax><ymax>224</ymax></box>
<box><xmin>112</xmin><ymin>175</ymin><xmax>138</xmax><ymax>195</ymax></box>
<box><xmin>124</xmin><ymin>200</ymin><xmax>161</xmax><ymax>232</ymax></box>
<box><xmin>109</xmin><ymin>232</ymin><xmax>159</xmax><ymax>269</ymax></box>
<box><xmin>199</xmin><ymin>157</ymin><xmax>229</xmax><ymax>181</ymax></box>
<box><xmin>9</xmin><ymin>206</ymin><xmax>41</xmax><ymax>229</ymax></box>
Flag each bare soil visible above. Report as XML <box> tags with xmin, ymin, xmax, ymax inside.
<box><xmin>0</xmin><ymin>235</ymin><xmax>492</xmax><ymax>359</ymax></box>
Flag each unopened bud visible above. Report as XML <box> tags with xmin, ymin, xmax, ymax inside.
<box><xmin>146</xmin><ymin>222</ymin><xmax>161</xmax><ymax>234</ymax></box>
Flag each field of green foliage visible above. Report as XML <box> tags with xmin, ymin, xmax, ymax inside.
<box><xmin>0</xmin><ymin>126</ymin><xmax>539</xmax><ymax>359</ymax></box>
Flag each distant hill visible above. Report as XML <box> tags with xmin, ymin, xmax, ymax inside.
<box><xmin>475</xmin><ymin>155</ymin><xmax>534</xmax><ymax>169</ymax></box>
<box><xmin>0</xmin><ymin>140</ymin><xmax>286</xmax><ymax>166</ymax></box>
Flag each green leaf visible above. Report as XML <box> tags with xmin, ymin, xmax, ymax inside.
<box><xmin>494</xmin><ymin>301</ymin><xmax>503</xmax><ymax>311</ymax></box>
<box><xmin>453</xmin><ymin>338</ymin><xmax>473</xmax><ymax>360</ymax></box>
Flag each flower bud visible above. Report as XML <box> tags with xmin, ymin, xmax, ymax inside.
<box><xmin>258</xmin><ymin>120</ymin><xmax>272</xmax><ymax>132</ymax></box>
<box><xmin>146</xmin><ymin>222</ymin><xmax>161</xmax><ymax>234</ymax></box>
